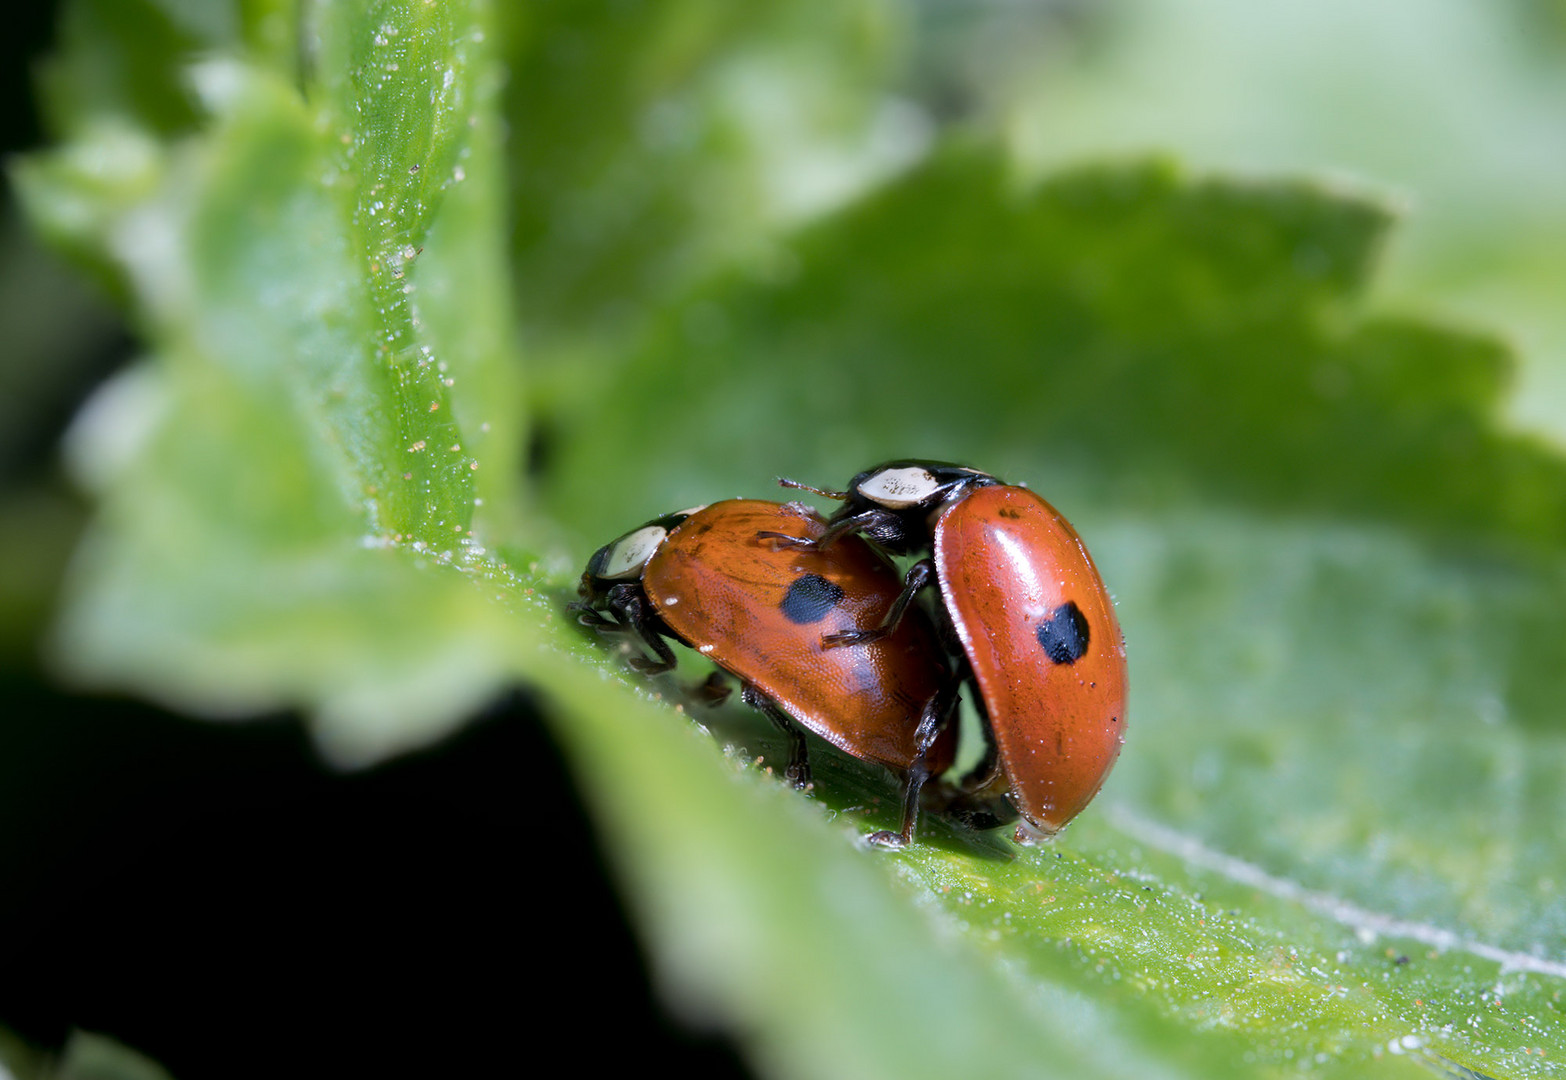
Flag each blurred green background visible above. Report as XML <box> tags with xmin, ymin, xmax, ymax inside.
<box><xmin>4</xmin><ymin>2</ymin><xmax>1566</xmax><ymax>1078</ymax></box>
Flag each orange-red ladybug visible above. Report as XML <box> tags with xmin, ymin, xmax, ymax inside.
<box><xmin>575</xmin><ymin>499</ymin><xmax>959</xmax><ymax>847</ymax></box>
<box><xmin>779</xmin><ymin>462</ymin><xmax>1127</xmax><ymax>843</ymax></box>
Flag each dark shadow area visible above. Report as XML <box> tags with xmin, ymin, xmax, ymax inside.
<box><xmin>0</xmin><ymin>681</ymin><xmax>752</xmax><ymax>1079</ymax></box>
<box><xmin>0</xmin><ymin>1</ymin><xmax>52</xmax><ymax>155</ymax></box>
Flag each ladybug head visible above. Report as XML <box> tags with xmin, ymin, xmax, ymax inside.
<box><xmin>846</xmin><ymin>461</ymin><xmax>997</xmax><ymax>514</ymax></box>
<box><xmin>812</xmin><ymin>461</ymin><xmax>998</xmax><ymax>554</ymax></box>
<box><xmin>577</xmin><ymin>507</ymin><xmax>706</xmax><ymax>602</ymax></box>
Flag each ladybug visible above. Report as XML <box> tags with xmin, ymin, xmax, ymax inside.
<box><xmin>775</xmin><ymin>462</ymin><xmax>1127</xmax><ymax>843</ymax></box>
<box><xmin>575</xmin><ymin>499</ymin><xmax>959</xmax><ymax>847</ymax></box>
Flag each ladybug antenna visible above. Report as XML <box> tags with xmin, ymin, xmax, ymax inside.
<box><xmin>777</xmin><ymin>477</ymin><xmax>846</xmax><ymax>501</ymax></box>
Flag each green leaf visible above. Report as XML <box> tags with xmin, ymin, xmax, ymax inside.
<box><xmin>14</xmin><ymin>0</ymin><xmax>531</xmax><ymax>762</ymax></box>
<box><xmin>925</xmin><ymin>0</ymin><xmax>1566</xmax><ymax>448</ymax></box>
<box><xmin>0</xmin><ymin>1029</ymin><xmax>174</xmax><ymax>1080</ymax></box>
<box><xmin>14</xmin><ymin>2</ymin><xmax>1566</xmax><ymax>1078</ymax></box>
<box><xmin>531</xmin><ymin>146</ymin><xmax>1566</xmax><ymax>1078</ymax></box>
<box><xmin>54</xmin><ymin>1031</ymin><xmax>175</xmax><ymax>1080</ymax></box>
<box><xmin>540</xmin><ymin>149</ymin><xmax>1566</xmax><ymax>553</ymax></box>
<box><xmin>503</xmin><ymin>0</ymin><xmax>912</xmax><ymax>345</ymax></box>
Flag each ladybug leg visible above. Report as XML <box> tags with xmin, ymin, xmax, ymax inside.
<box><xmin>822</xmin><ymin>559</ymin><xmax>936</xmax><ymax>647</ymax></box>
<box><xmin>571</xmin><ymin>603</ymin><xmax>622</xmax><ymax>631</ymax></box>
<box><xmin>757</xmin><ymin>507</ymin><xmax>904</xmax><ymax>551</ymax></box>
<box><xmin>740</xmin><ymin>683</ymin><xmax>812</xmax><ymax>790</ymax></box>
<box><xmin>817</xmin><ymin>507</ymin><xmax>906</xmax><ymax>549</ymax></box>
<box><xmin>626</xmin><ymin>639</ymin><xmax>678</xmax><ymax>676</ymax></box>
<box><xmin>866</xmin><ymin>669</ymin><xmax>962</xmax><ymax>849</ymax></box>
<box><xmin>575</xmin><ymin>599</ymin><xmax>658</xmax><ymax>653</ymax></box>
<box><xmin>752</xmin><ymin>500</ymin><xmax>825</xmax><ymax>544</ymax></box>
<box><xmin>931</xmin><ymin>671</ymin><xmax>1018</xmax><ymax>831</ymax></box>
<box><xmin>958</xmin><ymin>737</ymin><xmax>1003</xmax><ymax>793</ymax></box>
<box><xmin>689</xmin><ymin>670</ymin><xmax>733</xmax><ymax>707</ymax></box>
<box><xmin>755</xmin><ymin>530</ymin><xmax>807</xmax><ymax>547</ymax></box>
<box><xmin>956</xmin><ymin>675</ymin><xmax>1003</xmax><ymax>791</ymax></box>
<box><xmin>601</xmin><ymin>583</ymin><xmax>679</xmax><ymax>675</ymax></box>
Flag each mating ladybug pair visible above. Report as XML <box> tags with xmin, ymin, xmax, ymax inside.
<box><xmin>575</xmin><ymin>461</ymin><xmax>1127</xmax><ymax>848</ymax></box>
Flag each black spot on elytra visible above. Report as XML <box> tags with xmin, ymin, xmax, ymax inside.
<box><xmin>780</xmin><ymin>574</ymin><xmax>845</xmax><ymax>625</ymax></box>
<box><xmin>998</xmin><ymin>507</ymin><xmax>1022</xmax><ymax>519</ymax></box>
<box><xmin>1036</xmin><ymin>601</ymin><xmax>1090</xmax><ymax>664</ymax></box>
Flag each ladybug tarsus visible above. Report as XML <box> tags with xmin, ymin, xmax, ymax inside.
<box><xmin>864</xmin><ymin>830</ymin><xmax>909</xmax><ymax>850</ymax></box>
<box><xmin>690</xmin><ymin>670</ymin><xmax>732</xmax><ymax>708</ymax></box>
<box><xmin>627</xmin><ymin>652</ymin><xmax>678</xmax><ymax>676</ymax></box>
<box><xmin>885</xmin><ymin>672</ymin><xmax>964</xmax><ymax>844</ymax></box>
<box><xmin>571</xmin><ymin>604</ymin><xmax>617</xmax><ymax>631</ymax></box>
<box><xmin>755</xmin><ymin>529</ymin><xmax>812</xmax><ymax>549</ymax></box>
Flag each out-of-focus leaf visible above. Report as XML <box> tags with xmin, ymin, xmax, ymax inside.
<box><xmin>55</xmin><ymin>1031</ymin><xmax>174</xmax><ymax>1080</ymax></box>
<box><xmin>35</xmin><ymin>0</ymin><xmax>227</xmax><ymax>141</ymax></box>
<box><xmin>14</xmin><ymin>0</ymin><xmax>530</xmax><ymax>763</ymax></box>
<box><xmin>0</xmin><ymin>1029</ymin><xmax>175</xmax><ymax>1080</ymax></box>
<box><xmin>504</xmin><ymin>0</ymin><xmax>921</xmax><ymax>347</ymax></box>
<box><xmin>923</xmin><ymin>0</ymin><xmax>1566</xmax><ymax>444</ymax></box>
<box><xmin>541</xmin><ymin>150</ymin><xmax>1566</xmax><ymax>553</ymax></box>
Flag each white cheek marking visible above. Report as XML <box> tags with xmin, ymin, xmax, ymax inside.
<box><xmin>673</xmin><ymin>504</ymin><xmax>709</xmax><ymax>517</ymax></box>
<box><xmin>601</xmin><ymin>525</ymin><xmax>667</xmax><ymax>579</ymax></box>
<box><xmin>860</xmin><ymin>466</ymin><xmax>939</xmax><ymax>509</ymax></box>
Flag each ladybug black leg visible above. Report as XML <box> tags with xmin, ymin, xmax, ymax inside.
<box><xmin>928</xmin><ymin>669</ymin><xmax>1018</xmax><ymax>831</ymax></box>
<box><xmin>601</xmin><ymin>582</ymin><xmax>679</xmax><ymax>675</ymax></box>
<box><xmin>758</xmin><ymin>506</ymin><xmax>905</xmax><ymax>551</ymax></box>
<box><xmin>572</xmin><ymin>603</ymin><xmax>623</xmax><ymax>632</ymax></box>
<box><xmin>953</xmin><ymin>669</ymin><xmax>1000</xmax><ymax>791</ymax></box>
<box><xmin>958</xmin><ymin>738</ymin><xmax>1003</xmax><ymax>793</ymax></box>
<box><xmin>958</xmin><ymin>665</ymin><xmax>1001</xmax><ymax>790</ymax></box>
<box><xmin>816</xmin><ymin>507</ymin><xmax>905</xmax><ymax>550</ymax></box>
<box><xmin>689</xmin><ymin>670</ymin><xmax>732</xmax><ymax>707</ymax></box>
<box><xmin>755</xmin><ymin>530</ymin><xmax>811</xmax><ymax>548</ymax></box>
<box><xmin>866</xmin><ymin>668</ymin><xmax>962</xmax><ymax>849</ymax></box>
<box><xmin>741</xmin><ymin>683</ymin><xmax>811</xmax><ymax>790</ymax></box>
<box><xmin>952</xmin><ymin>738</ymin><xmax>1002</xmax><ymax>792</ymax></box>
<box><xmin>572</xmin><ymin>593</ymin><xmax>640</xmax><ymax>634</ymax></box>
<box><xmin>822</xmin><ymin>559</ymin><xmax>936</xmax><ymax>648</ymax></box>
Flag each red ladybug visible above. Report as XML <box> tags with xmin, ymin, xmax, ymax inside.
<box><xmin>778</xmin><ymin>462</ymin><xmax>1127</xmax><ymax>843</ymax></box>
<box><xmin>575</xmin><ymin>499</ymin><xmax>959</xmax><ymax>847</ymax></box>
